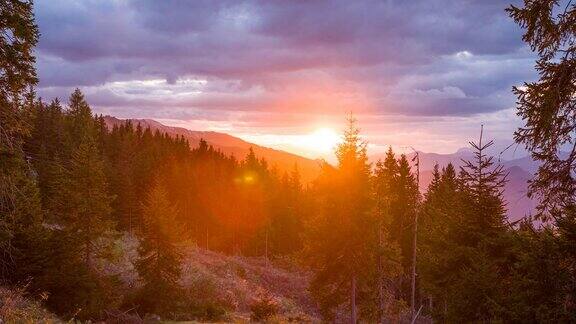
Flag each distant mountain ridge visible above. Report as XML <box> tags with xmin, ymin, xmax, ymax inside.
<box><xmin>103</xmin><ymin>116</ymin><xmax>323</xmax><ymax>182</ymax></box>
<box><xmin>104</xmin><ymin>116</ymin><xmax>540</xmax><ymax>221</ymax></box>
<box><xmin>374</xmin><ymin>149</ymin><xmax>539</xmax><ymax>222</ymax></box>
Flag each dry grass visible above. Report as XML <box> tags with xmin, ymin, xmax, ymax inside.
<box><xmin>0</xmin><ymin>286</ymin><xmax>61</xmax><ymax>323</ymax></box>
<box><xmin>179</xmin><ymin>247</ymin><xmax>319</xmax><ymax>322</ymax></box>
<box><xmin>93</xmin><ymin>233</ymin><xmax>320</xmax><ymax>322</ymax></box>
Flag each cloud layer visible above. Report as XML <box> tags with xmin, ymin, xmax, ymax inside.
<box><xmin>34</xmin><ymin>0</ymin><xmax>536</xmax><ymax>156</ymax></box>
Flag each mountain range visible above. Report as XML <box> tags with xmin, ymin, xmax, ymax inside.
<box><xmin>105</xmin><ymin>116</ymin><xmax>539</xmax><ymax>221</ymax></box>
<box><xmin>103</xmin><ymin>116</ymin><xmax>323</xmax><ymax>182</ymax></box>
<box><xmin>398</xmin><ymin>150</ymin><xmax>537</xmax><ymax>222</ymax></box>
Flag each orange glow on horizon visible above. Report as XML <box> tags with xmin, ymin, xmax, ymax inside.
<box><xmin>307</xmin><ymin>127</ymin><xmax>341</xmax><ymax>152</ymax></box>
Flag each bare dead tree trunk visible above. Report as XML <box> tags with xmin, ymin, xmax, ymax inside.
<box><xmin>129</xmin><ymin>205</ymin><xmax>133</xmax><ymax>235</ymax></box>
<box><xmin>233</xmin><ymin>221</ymin><xmax>237</xmax><ymax>255</ymax></box>
<box><xmin>86</xmin><ymin>238</ymin><xmax>92</xmax><ymax>269</ymax></box>
<box><xmin>411</xmin><ymin>151</ymin><xmax>420</xmax><ymax>320</ymax></box>
<box><xmin>378</xmin><ymin>227</ymin><xmax>386</xmax><ymax>323</ymax></box>
<box><xmin>411</xmin><ymin>210</ymin><xmax>418</xmax><ymax>317</ymax></box>
<box><xmin>351</xmin><ymin>275</ymin><xmax>357</xmax><ymax>324</ymax></box>
<box><xmin>206</xmin><ymin>225</ymin><xmax>209</xmax><ymax>251</ymax></box>
<box><xmin>265</xmin><ymin>225</ymin><xmax>269</xmax><ymax>267</ymax></box>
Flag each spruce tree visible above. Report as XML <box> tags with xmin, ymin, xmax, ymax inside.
<box><xmin>507</xmin><ymin>1</ymin><xmax>576</xmax><ymax>215</ymax></box>
<box><xmin>27</xmin><ymin>99</ymin><xmax>68</xmax><ymax>216</ymax></box>
<box><xmin>269</xmin><ymin>165</ymin><xmax>304</xmax><ymax>256</ymax></box>
<box><xmin>66</xmin><ymin>88</ymin><xmax>97</xmax><ymax>152</ymax></box>
<box><xmin>307</xmin><ymin>115</ymin><xmax>378</xmax><ymax>322</ymax></box>
<box><xmin>421</xmin><ymin>130</ymin><xmax>510</xmax><ymax>322</ymax></box>
<box><xmin>459</xmin><ymin>127</ymin><xmax>508</xmax><ymax>239</ymax></box>
<box><xmin>136</xmin><ymin>179</ymin><xmax>182</xmax><ymax>314</ymax></box>
<box><xmin>0</xmin><ymin>0</ymin><xmax>38</xmax><ymax>100</ymax></box>
<box><xmin>419</xmin><ymin>163</ymin><xmax>462</xmax><ymax>321</ymax></box>
<box><xmin>395</xmin><ymin>155</ymin><xmax>420</xmax><ymax>275</ymax></box>
<box><xmin>381</xmin><ymin>152</ymin><xmax>419</xmax><ymax>304</ymax></box>
<box><xmin>54</xmin><ymin>89</ymin><xmax>114</xmax><ymax>267</ymax></box>
<box><xmin>62</xmin><ymin>137</ymin><xmax>113</xmax><ymax>267</ymax></box>
<box><xmin>0</xmin><ymin>0</ymin><xmax>43</xmax><ymax>281</ymax></box>
<box><xmin>454</xmin><ymin>132</ymin><xmax>509</xmax><ymax>321</ymax></box>
<box><xmin>505</xmin><ymin>5</ymin><xmax>576</xmax><ymax>319</ymax></box>
<box><xmin>373</xmin><ymin>148</ymin><xmax>403</xmax><ymax>321</ymax></box>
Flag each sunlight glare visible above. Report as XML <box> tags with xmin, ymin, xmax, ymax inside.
<box><xmin>308</xmin><ymin>127</ymin><xmax>340</xmax><ymax>152</ymax></box>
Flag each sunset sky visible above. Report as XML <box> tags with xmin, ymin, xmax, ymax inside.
<box><xmin>34</xmin><ymin>0</ymin><xmax>534</xmax><ymax>160</ymax></box>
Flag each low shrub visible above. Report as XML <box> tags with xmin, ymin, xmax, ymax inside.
<box><xmin>0</xmin><ymin>286</ymin><xmax>61</xmax><ymax>323</ymax></box>
<box><xmin>250</xmin><ymin>294</ymin><xmax>279</xmax><ymax>322</ymax></box>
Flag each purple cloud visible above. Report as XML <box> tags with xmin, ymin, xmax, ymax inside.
<box><xmin>33</xmin><ymin>0</ymin><xmax>535</xmax><ymax>129</ymax></box>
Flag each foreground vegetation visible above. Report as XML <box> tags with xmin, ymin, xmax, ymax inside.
<box><xmin>0</xmin><ymin>287</ymin><xmax>61</xmax><ymax>323</ymax></box>
<box><xmin>1</xmin><ymin>0</ymin><xmax>575</xmax><ymax>322</ymax></box>
<box><xmin>1</xmin><ymin>242</ymin><xmax>318</xmax><ymax>322</ymax></box>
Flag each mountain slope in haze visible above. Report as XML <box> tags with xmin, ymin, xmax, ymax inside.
<box><xmin>371</xmin><ymin>148</ymin><xmax>474</xmax><ymax>171</ymax></box>
<box><xmin>504</xmin><ymin>166</ymin><xmax>536</xmax><ymax>222</ymax></box>
<box><xmin>103</xmin><ymin>116</ymin><xmax>322</xmax><ymax>182</ymax></box>
<box><xmin>104</xmin><ymin>116</ymin><xmax>538</xmax><ymax>221</ymax></box>
<box><xmin>398</xmin><ymin>149</ymin><xmax>537</xmax><ymax>222</ymax></box>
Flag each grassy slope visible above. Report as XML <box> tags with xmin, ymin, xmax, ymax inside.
<box><xmin>180</xmin><ymin>248</ymin><xmax>318</xmax><ymax>322</ymax></box>
<box><xmin>100</xmin><ymin>234</ymin><xmax>319</xmax><ymax>322</ymax></box>
<box><xmin>0</xmin><ymin>287</ymin><xmax>61</xmax><ymax>323</ymax></box>
<box><xmin>1</xmin><ymin>234</ymin><xmax>318</xmax><ymax>322</ymax></box>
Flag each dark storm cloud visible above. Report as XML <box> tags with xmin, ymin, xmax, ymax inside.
<box><xmin>34</xmin><ymin>0</ymin><xmax>532</xmax><ymax>118</ymax></box>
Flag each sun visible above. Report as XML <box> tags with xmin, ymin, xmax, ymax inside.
<box><xmin>307</xmin><ymin>127</ymin><xmax>341</xmax><ymax>152</ymax></box>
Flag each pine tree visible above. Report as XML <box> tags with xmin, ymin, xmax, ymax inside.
<box><xmin>57</xmin><ymin>89</ymin><xmax>113</xmax><ymax>267</ymax></box>
<box><xmin>383</xmin><ymin>153</ymin><xmax>420</xmax><ymax>304</ymax></box>
<box><xmin>419</xmin><ymin>163</ymin><xmax>462</xmax><ymax>321</ymax></box>
<box><xmin>307</xmin><ymin>115</ymin><xmax>378</xmax><ymax>322</ymax></box>
<box><xmin>373</xmin><ymin>148</ymin><xmax>403</xmax><ymax>321</ymax></box>
<box><xmin>62</xmin><ymin>137</ymin><xmax>113</xmax><ymax>267</ymax></box>
<box><xmin>0</xmin><ymin>0</ymin><xmax>42</xmax><ymax>281</ymax></box>
<box><xmin>459</xmin><ymin>126</ymin><xmax>508</xmax><ymax>239</ymax></box>
<box><xmin>420</xmin><ymin>130</ymin><xmax>510</xmax><ymax>322</ymax></box>
<box><xmin>507</xmin><ymin>1</ymin><xmax>576</xmax><ymax>215</ymax></box>
<box><xmin>454</xmin><ymin>131</ymin><xmax>509</xmax><ymax>321</ymax></box>
<box><xmin>505</xmin><ymin>5</ymin><xmax>576</xmax><ymax>319</ymax></box>
<box><xmin>27</xmin><ymin>99</ymin><xmax>68</xmax><ymax>215</ymax></box>
<box><xmin>237</xmin><ymin>147</ymin><xmax>270</xmax><ymax>256</ymax></box>
<box><xmin>269</xmin><ymin>165</ymin><xmax>305</xmax><ymax>256</ymax></box>
<box><xmin>426</xmin><ymin>163</ymin><xmax>441</xmax><ymax>199</ymax></box>
<box><xmin>136</xmin><ymin>179</ymin><xmax>182</xmax><ymax>314</ymax></box>
<box><xmin>0</xmin><ymin>0</ymin><xmax>38</xmax><ymax>101</ymax></box>
<box><xmin>66</xmin><ymin>88</ymin><xmax>97</xmax><ymax>152</ymax></box>
<box><xmin>106</xmin><ymin>121</ymin><xmax>139</xmax><ymax>233</ymax></box>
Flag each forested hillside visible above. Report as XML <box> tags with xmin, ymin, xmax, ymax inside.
<box><xmin>396</xmin><ymin>149</ymin><xmax>538</xmax><ymax>221</ymax></box>
<box><xmin>1</xmin><ymin>0</ymin><xmax>575</xmax><ymax>323</ymax></box>
<box><xmin>103</xmin><ymin>116</ymin><xmax>323</xmax><ymax>182</ymax></box>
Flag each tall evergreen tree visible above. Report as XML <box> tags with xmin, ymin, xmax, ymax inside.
<box><xmin>505</xmin><ymin>5</ymin><xmax>576</xmax><ymax>319</ymax></box>
<box><xmin>269</xmin><ymin>165</ymin><xmax>305</xmax><ymax>256</ymax></box>
<box><xmin>0</xmin><ymin>0</ymin><xmax>42</xmax><ymax>281</ymax></box>
<box><xmin>507</xmin><ymin>1</ymin><xmax>576</xmax><ymax>215</ymax></box>
<box><xmin>373</xmin><ymin>148</ymin><xmax>403</xmax><ymax>320</ymax></box>
<box><xmin>307</xmin><ymin>115</ymin><xmax>379</xmax><ymax>322</ymax></box>
<box><xmin>62</xmin><ymin>137</ymin><xmax>113</xmax><ymax>267</ymax></box>
<box><xmin>451</xmin><ymin>132</ymin><xmax>509</xmax><ymax>321</ymax></box>
<box><xmin>57</xmin><ymin>90</ymin><xmax>114</xmax><ymax>267</ymax></box>
<box><xmin>136</xmin><ymin>179</ymin><xmax>182</xmax><ymax>314</ymax></box>
<box><xmin>420</xmin><ymin>131</ymin><xmax>510</xmax><ymax>322</ymax></box>
<box><xmin>66</xmin><ymin>89</ymin><xmax>98</xmax><ymax>152</ymax></box>
<box><xmin>459</xmin><ymin>127</ymin><xmax>508</xmax><ymax>239</ymax></box>
<box><xmin>27</xmin><ymin>99</ymin><xmax>68</xmax><ymax>215</ymax></box>
<box><xmin>392</xmin><ymin>155</ymin><xmax>420</xmax><ymax>287</ymax></box>
<box><xmin>419</xmin><ymin>163</ymin><xmax>462</xmax><ymax>320</ymax></box>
